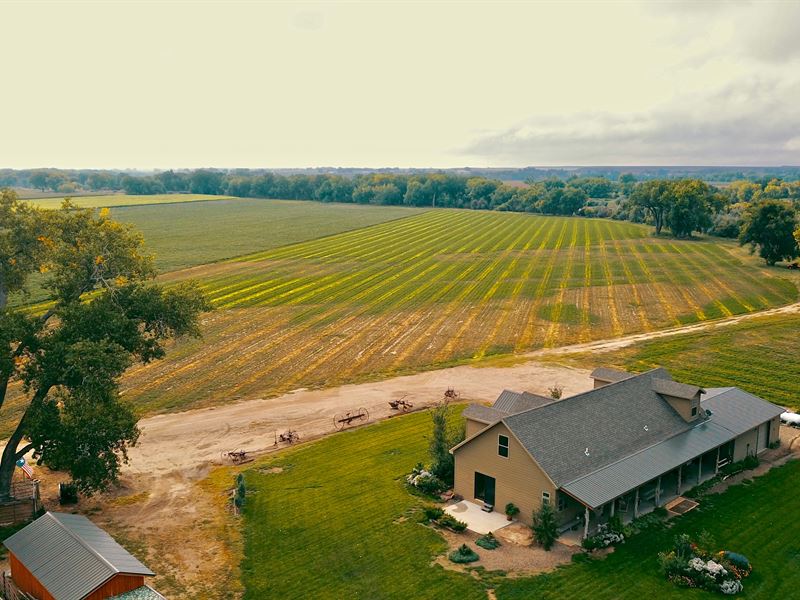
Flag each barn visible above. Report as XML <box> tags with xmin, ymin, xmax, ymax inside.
<box><xmin>3</xmin><ymin>511</ymin><xmax>162</xmax><ymax>600</ymax></box>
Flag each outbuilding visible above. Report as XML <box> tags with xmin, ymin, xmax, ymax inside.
<box><xmin>3</xmin><ymin>511</ymin><xmax>163</xmax><ymax>600</ymax></box>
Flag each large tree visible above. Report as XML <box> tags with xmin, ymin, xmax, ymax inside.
<box><xmin>0</xmin><ymin>190</ymin><xmax>208</xmax><ymax>499</ymax></box>
<box><xmin>628</xmin><ymin>180</ymin><xmax>672</xmax><ymax>235</ymax></box>
<box><xmin>739</xmin><ymin>200</ymin><xmax>800</xmax><ymax>265</ymax></box>
<box><xmin>664</xmin><ymin>179</ymin><xmax>717</xmax><ymax>238</ymax></box>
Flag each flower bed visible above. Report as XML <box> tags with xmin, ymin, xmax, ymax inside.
<box><xmin>406</xmin><ymin>464</ymin><xmax>447</xmax><ymax>496</ymax></box>
<box><xmin>582</xmin><ymin>523</ymin><xmax>625</xmax><ymax>551</ymax></box>
<box><xmin>658</xmin><ymin>534</ymin><xmax>751</xmax><ymax>595</ymax></box>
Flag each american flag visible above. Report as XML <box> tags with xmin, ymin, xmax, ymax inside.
<box><xmin>16</xmin><ymin>459</ymin><xmax>34</xmax><ymax>480</ymax></box>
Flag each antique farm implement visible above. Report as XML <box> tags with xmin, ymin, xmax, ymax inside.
<box><xmin>389</xmin><ymin>395</ymin><xmax>413</xmax><ymax>412</ymax></box>
<box><xmin>444</xmin><ymin>388</ymin><xmax>460</xmax><ymax>400</ymax></box>
<box><xmin>221</xmin><ymin>449</ymin><xmax>250</xmax><ymax>464</ymax></box>
<box><xmin>274</xmin><ymin>429</ymin><xmax>300</xmax><ymax>445</ymax></box>
<box><xmin>334</xmin><ymin>407</ymin><xmax>369</xmax><ymax>430</ymax></box>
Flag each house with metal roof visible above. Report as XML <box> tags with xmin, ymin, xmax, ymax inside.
<box><xmin>2</xmin><ymin>512</ymin><xmax>163</xmax><ymax>600</ymax></box>
<box><xmin>451</xmin><ymin>367</ymin><xmax>783</xmax><ymax>539</ymax></box>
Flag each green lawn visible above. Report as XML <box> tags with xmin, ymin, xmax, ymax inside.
<box><xmin>25</xmin><ymin>193</ymin><xmax>235</xmax><ymax>209</ymax></box>
<box><xmin>241</xmin><ymin>410</ymin><xmax>485</xmax><ymax>600</ymax></box>
<box><xmin>497</xmin><ymin>461</ymin><xmax>800</xmax><ymax>599</ymax></box>
<box><xmin>241</xmin><ymin>408</ymin><xmax>800</xmax><ymax>599</ymax></box>
<box><xmin>600</xmin><ymin>312</ymin><xmax>800</xmax><ymax>411</ymax></box>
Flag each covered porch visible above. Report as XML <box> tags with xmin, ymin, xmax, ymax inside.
<box><xmin>559</xmin><ymin>441</ymin><xmax>732</xmax><ymax>543</ymax></box>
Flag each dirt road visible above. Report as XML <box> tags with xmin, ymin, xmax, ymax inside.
<box><xmin>19</xmin><ymin>300</ymin><xmax>800</xmax><ymax>597</ymax></box>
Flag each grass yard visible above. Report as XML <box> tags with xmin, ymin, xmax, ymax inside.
<box><xmin>240</xmin><ymin>408</ymin><xmax>800</xmax><ymax>599</ymax></box>
<box><xmin>240</xmin><ymin>409</ymin><xmax>486</xmax><ymax>600</ymax></box>
<box><xmin>25</xmin><ymin>193</ymin><xmax>234</xmax><ymax>209</ymax></box>
<box><xmin>120</xmin><ymin>210</ymin><xmax>796</xmax><ymax>415</ymax></box>
<box><xmin>590</xmin><ymin>312</ymin><xmax>800</xmax><ymax>411</ymax></box>
<box><xmin>496</xmin><ymin>461</ymin><xmax>800</xmax><ymax>599</ymax></box>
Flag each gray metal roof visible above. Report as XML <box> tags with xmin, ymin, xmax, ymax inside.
<box><xmin>652</xmin><ymin>377</ymin><xmax>703</xmax><ymax>400</ymax></box>
<box><xmin>560</xmin><ymin>386</ymin><xmax>784</xmax><ymax>508</ymax></box>
<box><xmin>702</xmin><ymin>387</ymin><xmax>784</xmax><ymax>435</ymax></box>
<box><xmin>590</xmin><ymin>367</ymin><xmax>635</xmax><ymax>383</ymax></box>
<box><xmin>503</xmin><ymin>368</ymin><xmax>690</xmax><ymax>486</ymax></box>
<box><xmin>4</xmin><ymin>512</ymin><xmax>154</xmax><ymax>600</ymax></box>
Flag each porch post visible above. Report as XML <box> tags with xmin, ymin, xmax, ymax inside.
<box><xmin>610</xmin><ymin>499</ymin><xmax>615</xmax><ymax>517</ymax></box>
<box><xmin>698</xmin><ymin>456</ymin><xmax>702</xmax><ymax>483</ymax></box>
<box><xmin>715</xmin><ymin>447</ymin><xmax>720</xmax><ymax>474</ymax></box>
<box><xmin>634</xmin><ymin>487</ymin><xmax>639</xmax><ymax>518</ymax></box>
<box><xmin>583</xmin><ymin>506</ymin><xmax>590</xmax><ymax>539</ymax></box>
<box><xmin>655</xmin><ymin>476</ymin><xmax>661</xmax><ymax>507</ymax></box>
<box><xmin>677</xmin><ymin>465</ymin><xmax>682</xmax><ymax>494</ymax></box>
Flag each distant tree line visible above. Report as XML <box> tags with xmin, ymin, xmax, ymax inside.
<box><xmin>3</xmin><ymin>168</ymin><xmax>799</xmax><ymax>264</ymax></box>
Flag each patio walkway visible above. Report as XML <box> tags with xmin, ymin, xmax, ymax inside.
<box><xmin>444</xmin><ymin>500</ymin><xmax>512</xmax><ymax>534</ymax></box>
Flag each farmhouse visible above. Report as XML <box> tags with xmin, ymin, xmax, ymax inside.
<box><xmin>451</xmin><ymin>367</ymin><xmax>783</xmax><ymax>538</ymax></box>
<box><xmin>2</xmin><ymin>512</ymin><xmax>162</xmax><ymax>600</ymax></box>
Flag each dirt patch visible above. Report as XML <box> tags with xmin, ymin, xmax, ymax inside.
<box><xmin>435</xmin><ymin>528</ymin><xmax>577</xmax><ymax>576</ymax></box>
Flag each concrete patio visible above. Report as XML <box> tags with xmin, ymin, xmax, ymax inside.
<box><xmin>444</xmin><ymin>500</ymin><xmax>512</xmax><ymax>535</ymax></box>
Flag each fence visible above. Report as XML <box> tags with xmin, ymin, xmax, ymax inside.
<box><xmin>0</xmin><ymin>573</ymin><xmax>33</xmax><ymax>600</ymax></box>
<box><xmin>0</xmin><ymin>480</ymin><xmax>41</xmax><ymax>527</ymax></box>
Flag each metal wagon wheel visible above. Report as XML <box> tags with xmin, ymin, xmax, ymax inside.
<box><xmin>334</xmin><ymin>414</ymin><xmax>346</xmax><ymax>431</ymax></box>
<box><xmin>357</xmin><ymin>407</ymin><xmax>369</xmax><ymax>423</ymax></box>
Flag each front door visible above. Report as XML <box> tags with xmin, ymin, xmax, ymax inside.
<box><xmin>474</xmin><ymin>472</ymin><xmax>496</xmax><ymax>506</ymax></box>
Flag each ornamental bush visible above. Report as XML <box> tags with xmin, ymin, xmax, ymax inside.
<box><xmin>476</xmin><ymin>532</ymin><xmax>500</xmax><ymax>550</ymax></box>
<box><xmin>658</xmin><ymin>534</ymin><xmax>751</xmax><ymax>595</ymax></box>
<box><xmin>448</xmin><ymin>543</ymin><xmax>479</xmax><ymax>564</ymax></box>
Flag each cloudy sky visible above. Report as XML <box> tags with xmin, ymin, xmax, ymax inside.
<box><xmin>2</xmin><ymin>1</ymin><xmax>799</xmax><ymax>169</ymax></box>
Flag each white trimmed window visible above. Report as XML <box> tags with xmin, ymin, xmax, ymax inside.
<box><xmin>542</xmin><ymin>491</ymin><xmax>551</xmax><ymax>506</ymax></box>
<box><xmin>498</xmin><ymin>434</ymin><xmax>509</xmax><ymax>458</ymax></box>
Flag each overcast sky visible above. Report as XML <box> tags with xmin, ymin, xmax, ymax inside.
<box><xmin>2</xmin><ymin>1</ymin><xmax>799</xmax><ymax>169</ymax></box>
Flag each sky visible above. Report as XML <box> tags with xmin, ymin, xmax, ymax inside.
<box><xmin>2</xmin><ymin>0</ymin><xmax>799</xmax><ymax>169</ymax></box>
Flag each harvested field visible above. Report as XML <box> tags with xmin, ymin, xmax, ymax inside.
<box><xmin>119</xmin><ymin>210</ymin><xmax>796</xmax><ymax>415</ymax></box>
<box><xmin>25</xmin><ymin>193</ymin><xmax>235</xmax><ymax>209</ymax></box>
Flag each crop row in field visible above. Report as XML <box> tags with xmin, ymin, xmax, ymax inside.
<box><xmin>241</xmin><ymin>407</ymin><xmax>800</xmax><ymax>599</ymax></box>
<box><xmin>119</xmin><ymin>210</ymin><xmax>797</xmax><ymax>416</ymax></box>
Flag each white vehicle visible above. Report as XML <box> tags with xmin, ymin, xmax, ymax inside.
<box><xmin>780</xmin><ymin>411</ymin><xmax>800</xmax><ymax>426</ymax></box>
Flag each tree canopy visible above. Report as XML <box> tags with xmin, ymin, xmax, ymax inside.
<box><xmin>739</xmin><ymin>200</ymin><xmax>800</xmax><ymax>265</ymax></box>
<box><xmin>0</xmin><ymin>190</ymin><xmax>208</xmax><ymax>498</ymax></box>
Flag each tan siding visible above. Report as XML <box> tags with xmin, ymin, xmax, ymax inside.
<box><xmin>453</xmin><ymin>423</ymin><xmax>555</xmax><ymax>526</ymax></box>
<box><xmin>769</xmin><ymin>417</ymin><xmax>781</xmax><ymax>446</ymax></box>
<box><xmin>734</xmin><ymin>427</ymin><xmax>758</xmax><ymax>461</ymax></box>
<box><xmin>662</xmin><ymin>394</ymin><xmax>700</xmax><ymax>422</ymax></box>
<box><xmin>465</xmin><ymin>418</ymin><xmax>488</xmax><ymax>438</ymax></box>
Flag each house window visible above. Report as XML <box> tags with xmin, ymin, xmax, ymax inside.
<box><xmin>557</xmin><ymin>493</ymin><xmax>567</xmax><ymax>512</ymax></box>
<box><xmin>691</xmin><ymin>406</ymin><xmax>698</xmax><ymax>416</ymax></box>
<box><xmin>498</xmin><ymin>435</ymin><xmax>509</xmax><ymax>458</ymax></box>
<box><xmin>542</xmin><ymin>491</ymin><xmax>551</xmax><ymax>506</ymax></box>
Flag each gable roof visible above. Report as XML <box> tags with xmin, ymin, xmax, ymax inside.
<box><xmin>4</xmin><ymin>512</ymin><xmax>154</xmax><ymax>600</ymax></box>
<box><xmin>463</xmin><ymin>390</ymin><xmax>554</xmax><ymax>424</ymax></box>
<box><xmin>590</xmin><ymin>367</ymin><xmax>635</xmax><ymax>383</ymax></box>
<box><xmin>503</xmin><ymin>368</ymin><xmax>692</xmax><ymax>486</ymax></box>
<box><xmin>652</xmin><ymin>377</ymin><xmax>703</xmax><ymax>400</ymax></box>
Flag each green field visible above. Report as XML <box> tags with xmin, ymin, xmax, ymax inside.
<box><xmin>121</xmin><ymin>210</ymin><xmax>796</xmax><ymax>416</ymax></box>
<box><xmin>241</xmin><ymin>408</ymin><xmax>800</xmax><ymax>599</ymax></box>
<box><xmin>26</xmin><ymin>193</ymin><xmax>234</xmax><ymax>209</ymax></box>
<box><xmin>110</xmin><ymin>198</ymin><xmax>427</xmax><ymax>273</ymax></box>
<box><xmin>594</xmin><ymin>311</ymin><xmax>800</xmax><ymax>411</ymax></box>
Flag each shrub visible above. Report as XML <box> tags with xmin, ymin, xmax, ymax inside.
<box><xmin>422</xmin><ymin>506</ymin><xmax>444</xmax><ymax>522</ymax></box>
<box><xmin>582</xmin><ymin>523</ymin><xmax>625</xmax><ymax>551</ymax></box>
<box><xmin>429</xmin><ymin>402</ymin><xmax>465</xmax><ymax>485</ymax></box>
<box><xmin>59</xmin><ymin>482</ymin><xmax>79</xmax><ymax>505</ymax></box>
<box><xmin>476</xmin><ymin>532</ymin><xmax>500</xmax><ymax>550</ymax></box>
<box><xmin>406</xmin><ymin>465</ymin><xmax>447</xmax><ymax>496</ymax></box>
<box><xmin>448</xmin><ymin>543</ymin><xmax>479</xmax><ymax>564</ymax></box>
<box><xmin>531</xmin><ymin>503</ymin><xmax>559</xmax><ymax>551</ymax></box>
<box><xmin>659</xmin><ymin>534</ymin><xmax>750</xmax><ymax>595</ymax></box>
<box><xmin>438</xmin><ymin>514</ymin><xmax>467</xmax><ymax>533</ymax></box>
<box><xmin>504</xmin><ymin>502</ymin><xmax>520</xmax><ymax>519</ymax></box>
